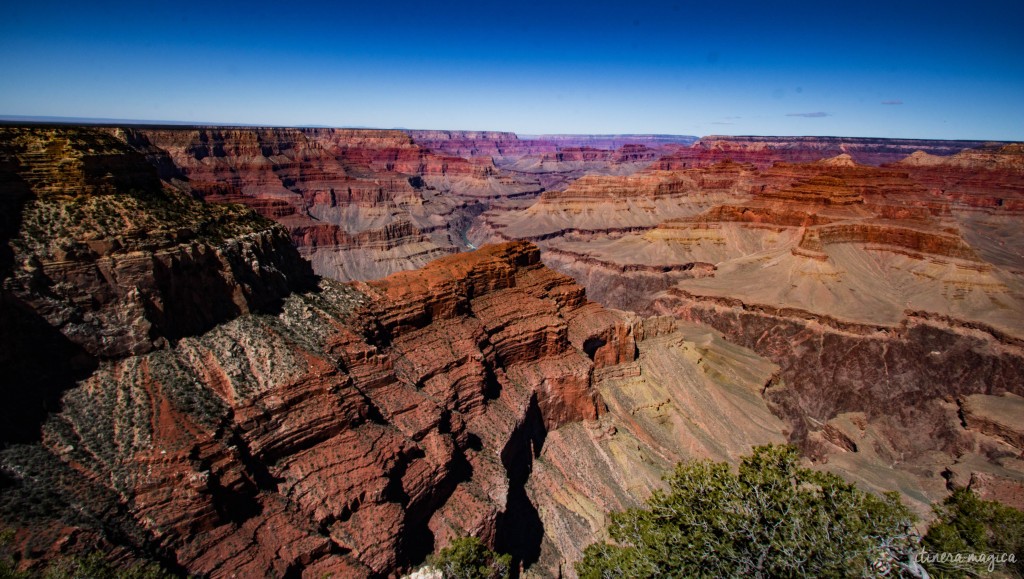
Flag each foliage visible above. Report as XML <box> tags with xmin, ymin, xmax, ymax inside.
<box><xmin>41</xmin><ymin>552</ymin><xmax>177</xmax><ymax>579</ymax></box>
<box><xmin>0</xmin><ymin>529</ymin><xmax>25</xmax><ymax>579</ymax></box>
<box><xmin>429</xmin><ymin>536</ymin><xmax>511</xmax><ymax>579</ymax></box>
<box><xmin>0</xmin><ymin>530</ymin><xmax>177</xmax><ymax>579</ymax></box>
<box><xmin>576</xmin><ymin>444</ymin><xmax>924</xmax><ymax>578</ymax></box>
<box><xmin>922</xmin><ymin>487</ymin><xmax>1024</xmax><ymax>577</ymax></box>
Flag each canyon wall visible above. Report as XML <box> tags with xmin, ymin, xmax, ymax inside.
<box><xmin>114</xmin><ymin>127</ymin><xmax>544</xmax><ymax>283</ymax></box>
<box><xmin>1</xmin><ymin>127</ymin><xmax>794</xmax><ymax>577</ymax></box>
<box><xmin>475</xmin><ymin>143</ymin><xmax>1024</xmax><ymax>516</ymax></box>
<box><xmin>655</xmin><ymin>135</ymin><xmax>1010</xmax><ymax>169</ymax></box>
<box><xmin>3</xmin><ymin>125</ymin><xmax>1023</xmax><ymax>577</ymax></box>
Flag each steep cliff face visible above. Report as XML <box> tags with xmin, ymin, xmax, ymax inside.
<box><xmin>0</xmin><ymin>128</ymin><xmax>313</xmax><ymax>448</ymax></box>
<box><xmin>0</xmin><ymin>128</ymin><xmax>312</xmax><ymax>357</ymax></box>
<box><xmin>0</xmin><ymin>127</ymin><xmax>798</xmax><ymax>576</ymax></box>
<box><xmin>473</xmin><ymin>145</ymin><xmax>1024</xmax><ymax>513</ymax></box>
<box><xmin>1</xmin><ymin>222</ymin><xmax>788</xmax><ymax>577</ymax></box>
<box><xmin>7</xmin><ymin>242</ymin><xmax>602</xmax><ymax>576</ymax></box>
<box><xmin>114</xmin><ymin>128</ymin><xmax>543</xmax><ymax>283</ymax></box>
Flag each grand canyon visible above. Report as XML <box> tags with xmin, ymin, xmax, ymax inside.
<box><xmin>1</xmin><ymin>124</ymin><xmax>1022</xmax><ymax>577</ymax></box>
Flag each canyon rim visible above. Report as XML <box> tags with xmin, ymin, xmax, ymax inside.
<box><xmin>0</xmin><ymin>124</ymin><xmax>1021</xmax><ymax>577</ymax></box>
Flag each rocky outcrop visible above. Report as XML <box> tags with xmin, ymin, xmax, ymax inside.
<box><xmin>11</xmin><ymin>226</ymin><xmax>756</xmax><ymax>576</ymax></box>
<box><xmin>960</xmin><ymin>393</ymin><xmax>1024</xmax><ymax>450</ymax></box>
<box><xmin>0</xmin><ymin>131</ymin><xmax>796</xmax><ymax>576</ymax></box>
<box><xmin>894</xmin><ymin>144</ymin><xmax>1024</xmax><ymax>212</ymax></box>
<box><xmin>0</xmin><ymin>128</ymin><xmax>312</xmax><ymax>360</ymax></box>
<box><xmin>112</xmin><ymin>127</ymin><xmax>542</xmax><ymax>282</ymax></box>
<box><xmin>795</xmin><ymin>222</ymin><xmax>980</xmax><ymax>260</ymax></box>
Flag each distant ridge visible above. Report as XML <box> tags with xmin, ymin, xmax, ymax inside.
<box><xmin>0</xmin><ymin>114</ymin><xmax>240</xmax><ymax>126</ymax></box>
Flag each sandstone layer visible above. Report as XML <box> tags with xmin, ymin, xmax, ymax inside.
<box><xmin>474</xmin><ymin>145</ymin><xmax>1024</xmax><ymax>514</ymax></box>
<box><xmin>655</xmin><ymin>135</ymin><xmax>1011</xmax><ymax>169</ymax></box>
<box><xmin>114</xmin><ymin>127</ymin><xmax>544</xmax><ymax>283</ymax></box>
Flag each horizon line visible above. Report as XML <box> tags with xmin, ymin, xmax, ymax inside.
<box><xmin>0</xmin><ymin>115</ymin><xmax>1017</xmax><ymax>144</ymax></box>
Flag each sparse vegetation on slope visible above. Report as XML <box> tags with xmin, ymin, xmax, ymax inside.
<box><xmin>922</xmin><ymin>488</ymin><xmax>1024</xmax><ymax>578</ymax></box>
<box><xmin>428</xmin><ymin>536</ymin><xmax>511</xmax><ymax>579</ymax></box>
<box><xmin>576</xmin><ymin>445</ymin><xmax>926</xmax><ymax>578</ymax></box>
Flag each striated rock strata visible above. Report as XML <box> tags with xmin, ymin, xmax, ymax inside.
<box><xmin>1</xmin><ymin>235</ymin><xmax>794</xmax><ymax>577</ymax></box>
<box><xmin>475</xmin><ymin>146</ymin><xmax>1024</xmax><ymax>515</ymax></box>
<box><xmin>113</xmin><ymin>127</ymin><xmax>543</xmax><ymax>282</ymax></box>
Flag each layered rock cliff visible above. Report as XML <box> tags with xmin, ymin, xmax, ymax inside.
<box><xmin>3</xmin><ymin>125</ymin><xmax>1023</xmax><ymax>577</ymax></box>
<box><xmin>0</xmin><ymin>216</ymin><xmax>789</xmax><ymax>578</ymax></box>
<box><xmin>654</xmin><ymin>135</ymin><xmax>1010</xmax><ymax>169</ymax></box>
<box><xmin>0</xmin><ymin>127</ymin><xmax>312</xmax><ymax>443</ymax></box>
<box><xmin>113</xmin><ymin>127</ymin><xmax>544</xmax><ymax>283</ymax></box>
<box><xmin>0</xmin><ymin>126</ymin><xmax>813</xmax><ymax>577</ymax></box>
<box><xmin>472</xmin><ymin>145</ymin><xmax>1024</xmax><ymax>514</ymax></box>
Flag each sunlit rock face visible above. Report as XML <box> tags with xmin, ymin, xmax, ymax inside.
<box><xmin>115</xmin><ymin>129</ymin><xmax>696</xmax><ymax>284</ymax></box>
<box><xmin>2</xmin><ymin>126</ymin><xmax>1022</xmax><ymax>577</ymax></box>
<box><xmin>475</xmin><ymin>142</ymin><xmax>1024</xmax><ymax>519</ymax></box>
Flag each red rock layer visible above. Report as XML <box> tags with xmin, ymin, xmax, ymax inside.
<box><xmin>0</xmin><ymin>127</ymin><xmax>312</xmax><ymax>360</ymax></box>
<box><xmin>3</xmin><ymin>239</ymin><xmax>645</xmax><ymax>577</ymax></box>
<box><xmin>654</xmin><ymin>136</ymin><xmax>1008</xmax><ymax>169</ymax></box>
<box><xmin>893</xmin><ymin>145</ymin><xmax>1024</xmax><ymax>212</ymax></box>
<box><xmin>113</xmin><ymin>127</ymin><xmax>542</xmax><ymax>281</ymax></box>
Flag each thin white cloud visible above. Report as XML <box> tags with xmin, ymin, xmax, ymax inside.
<box><xmin>881</xmin><ymin>100</ymin><xmax>904</xmax><ymax>105</ymax></box>
<box><xmin>786</xmin><ymin>112</ymin><xmax>831</xmax><ymax>118</ymax></box>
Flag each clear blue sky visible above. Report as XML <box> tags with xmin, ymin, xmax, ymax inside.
<box><xmin>2</xmin><ymin>1</ymin><xmax>1022</xmax><ymax>139</ymax></box>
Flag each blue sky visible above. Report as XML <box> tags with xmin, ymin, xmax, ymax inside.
<box><xmin>2</xmin><ymin>1</ymin><xmax>1022</xmax><ymax>139</ymax></box>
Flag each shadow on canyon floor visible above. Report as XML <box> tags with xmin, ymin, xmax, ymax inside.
<box><xmin>495</xmin><ymin>394</ymin><xmax>547</xmax><ymax>575</ymax></box>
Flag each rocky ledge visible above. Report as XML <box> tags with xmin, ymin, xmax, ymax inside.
<box><xmin>0</xmin><ymin>237</ymin><xmax>656</xmax><ymax>576</ymax></box>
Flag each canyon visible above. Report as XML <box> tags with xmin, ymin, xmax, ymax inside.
<box><xmin>1</xmin><ymin>125</ymin><xmax>1022</xmax><ymax>577</ymax></box>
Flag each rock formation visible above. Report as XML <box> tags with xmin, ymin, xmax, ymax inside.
<box><xmin>3</xmin><ymin>124</ymin><xmax>1022</xmax><ymax>577</ymax></box>
<box><xmin>1</xmin><ymin>126</ymin><xmax>793</xmax><ymax>577</ymax></box>
<box><xmin>654</xmin><ymin>135</ymin><xmax>1011</xmax><ymax>169</ymax></box>
<box><xmin>474</xmin><ymin>145</ymin><xmax>1024</xmax><ymax>516</ymax></box>
<box><xmin>113</xmin><ymin>127</ymin><xmax>545</xmax><ymax>283</ymax></box>
<box><xmin>106</xmin><ymin>128</ymin><xmax>703</xmax><ymax>283</ymax></box>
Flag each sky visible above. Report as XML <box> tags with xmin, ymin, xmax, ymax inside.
<box><xmin>1</xmin><ymin>0</ymin><xmax>1022</xmax><ymax>139</ymax></box>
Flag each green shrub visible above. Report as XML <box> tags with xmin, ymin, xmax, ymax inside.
<box><xmin>922</xmin><ymin>487</ymin><xmax>1024</xmax><ymax>577</ymax></box>
<box><xmin>42</xmin><ymin>552</ymin><xmax>176</xmax><ymax>579</ymax></box>
<box><xmin>0</xmin><ymin>530</ymin><xmax>177</xmax><ymax>579</ymax></box>
<box><xmin>577</xmin><ymin>444</ymin><xmax>924</xmax><ymax>578</ymax></box>
<box><xmin>0</xmin><ymin>529</ymin><xmax>28</xmax><ymax>579</ymax></box>
<box><xmin>429</xmin><ymin>536</ymin><xmax>511</xmax><ymax>579</ymax></box>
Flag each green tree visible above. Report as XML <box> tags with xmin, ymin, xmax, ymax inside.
<box><xmin>41</xmin><ymin>552</ymin><xmax>176</xmax><ymax>579</ymax></box>
<box><xmin>0</xmin><ymin>530</ymin><xmax>176</xmax><ymax>579</ymax></box>
<box><xmin>576</xmin><ymin>445</ymin><xmax>926</xmax><ymax>578</ymax></box>
<box><xmin>429</xmin><ymin>536</ymin><xmax>511</xmax><ymax>579</ymax></box>
<box><xmin>922</xmin><ymin>487</ymin><xmax>1024</xmax><ymax>577</ymax></box>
